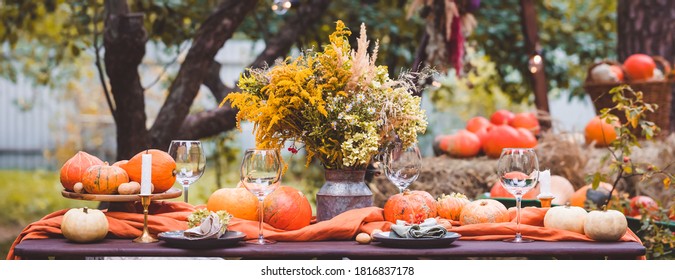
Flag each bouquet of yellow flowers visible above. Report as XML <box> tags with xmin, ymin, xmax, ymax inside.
<box><xmin>223</xmin><ymin>21</ymin><xmax>428</xmax><ymax>170</ymax></box>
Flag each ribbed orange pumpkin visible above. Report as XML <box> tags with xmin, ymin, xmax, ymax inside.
<box><xmin>207</xmin><ymin>187</ymin><xmax>259</xmax><ymax>221</ymax></box>
<box><xmin>82</xmin><ymin>163</ymin><xmax>129</xmax><ymax>194</ymax></box>
<box><xmin>120</xmin><ymin>149</ymin><xmax>176</xmax><ymax>193</ymax></box>
<box><xmin>60</xmin><ymin>151</ymin><xmax>104</xmax><ymax>191</ymax></box>
<box><xmin>383</xmin><ymin>190</ymin><xmax>438</xmax><ymax>224</ymax></box>
<box><xmin>263</xmin><ymin>186</ymin><xmax>312</xmax><ymax>230</ymax></box>
<box><xmin>112</xmin><ymin>160</ymin><xmax>128</xmax><ymax>167</ymax></box>
<box><xmin>459</xmin><ymin>199</ymin><xmax>509</xmax><ymax>225</ymax></box>
<box><xmin>437</xmin><ymin>193</ymin><xmax>470</xmax><ymax>220</ymax></box>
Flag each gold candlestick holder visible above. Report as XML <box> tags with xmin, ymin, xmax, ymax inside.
<box><xmin>538</xmin><ymin>195</ymin><xmax>555</xmax><ymax>208</ymax></box>
<box><xmin>133</xmin><ymin>194</ymin><xmax>158</xmax><ymax>243</ymax></box>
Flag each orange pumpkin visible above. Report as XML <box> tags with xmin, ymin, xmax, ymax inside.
<box><xmin>509</xmin><ymin>112</ymin><xmax>540</xmax><ymax>135</ymax></box>
<box><xmin>207</xmin><ymin>187</ymin><xmax>259</xmax><ymax>221</ymax></box>
<box><xmin>383</xmin><ymin>190</ymin><xmax>438</xmax><ymax>224</ymax></box>
<box><xmin>466</xmin><ymin>116</ymin><xmax>491</xmax><ymax>133</ymax></box>
<box><xmin>441</xmin><ymin>130</ymin><xmax>481</xmax><ymax>158</ymax></box>
<box><xmin>112</xmin><ymin>160</ymin><xmax>128</xmax><ymax>167</ymax></box>
<box><xmin>490</xmin><ymin>180</ymin><xmax>540</xmax><ymax>199</ymax></box>
<box><xmin>459</xmin><ymin>199</ymin><xmax>510</xmax><ymax>225</ymax></box>
<box><xmin>584</xmin><ymin>116</ymin><xmax>619</xmax><ymax>147</ymax></box>
<box><xmin>60</xmin><ymin>151</ymin><xmax>104</xmax><ymax>191</ymax></box>
<box><xmin>82</xmin><ymin>163</ymin><xmax>129</xmax><ymax>194</ymax></box>
<box><xmin>263</xmin><ymin>186</ymin><xmax>312</xmax><ymax>230</ymax></box>
<box><xmin>489</xmin><ymin>109</ymin><xmax>515</xmax><ymax>125</ymax></box>
<box><xmin>482</xmin><ymin>125</ymin><xmax>537</xmax><ymax>158</ymax></box>
<box><xmin>120</xmin><ymin>149</ymin><xmax>176</xmax><ymax>193</ymax></box>
<box><xmin>437</xmin><ymin>193</ymin><xmax>470</xmax><ymax>220</ymax></box>
<box><xmin>569</xmin><ymin>182</ymin><xmax>614</xmax><ymax>208</ymax></box>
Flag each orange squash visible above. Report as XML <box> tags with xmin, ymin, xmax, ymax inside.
<box><xmin>81</xmin><ymin>163</ymin><xmax>129</xmax><ymax>194</ymax></box>
<box><xmin>466</xmin><ymin>116</ymin><xmax>491</xmax><ymax>133</ymax></box>
<box><xmin>459</xmin><ymin>199</ymin><xmax>509</xmax><ymax>225</ymax></box>
<box><xmin>490</xmin><ymin>180</ymin><xmax>540</xmax><ymax>199</ymax></box>
<box><xmin>441</xmin><ymin>130</ymin><xmax>481</xmax><ymax>158</ymax></box>
<box><xmin>263</xmin><ymin>186</ymin><xmax>312</xmax><ymax>230</ymax></box>
<box><xmin>584</xmin><ymin>116</ymin><xmax>619</xmax><ymax>147</ymax></box>
<box><xmin>207</xmin><ymin>187</ymin><xmax>259</xmax><ymax>220</ymax></box>
<box><xmin>569</xmin><ymin>182</ymin><xmax>614</xmax><ymax>208</ymax></box>
<box><xmin>112</xmin><ymin>160</ymin><xmax>128</xmax><ymax>167</ymax></box>
<box><xmin>437</xmin><ymin>193</ymin><xmax>470</xmax><ymax>220</ymax></box>
<box><xmin>120</xmin><ymin>149</ymin><xmax>176</xmax><ymax>193</ymax></box>
<box><xmin>60</xmin><ymin>151</ymin><xmax>104</xmax><ymax>191</ymax></box>
<box><xmin>482</xmin><ymin>125</ymin><xmax>537</xmax><ymax>158</ymax></box>
<box><xmin>383</xmin><ymin>190</ymin><xmax>438</xmax><ymax>224</ymax></box>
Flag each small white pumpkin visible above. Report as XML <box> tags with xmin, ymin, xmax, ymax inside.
<box><xmin>584</xmin><ymin>210</ymin><xmax>627</xmax><ymax>242</ymax></box>
<box><xmin>543</xmin><ymin>204</ymin><xmax>587</xmax><ymax>234</ymax></box>
<box><xmin>61</xmin><ymin>207</ymin><xmax>109</xmax><ymax>243</ymax></box>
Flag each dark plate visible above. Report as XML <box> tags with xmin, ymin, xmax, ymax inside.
<box><xmin>158</xmin><ymin>230</ymin><xmax>246</xmax><ymax>249</ymax></box>
<box><xmin>372</xmin><ymin>231</ymin><xmax>461</xmax><ymax>248</ymax></box>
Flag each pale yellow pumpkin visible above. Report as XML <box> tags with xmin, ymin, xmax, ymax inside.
<box><xmin>584</xmin><ymin>210</ymin><xmax>627</xmax><ymax>241</ymax></box>
<box><xmin>61</xmin><ymin>207</ymin><xmax>109</xmax><ymax>243</ymax></box>
<box><xmin>543</xmin><ymin>204</ymin><xmax>587</xmax><ymax>234</ymax></box>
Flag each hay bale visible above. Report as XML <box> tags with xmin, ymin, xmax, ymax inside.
<box><xmin>370</xmin><ymin>133</ymin><xmax>675</xmax><ymax>208</ymax></box>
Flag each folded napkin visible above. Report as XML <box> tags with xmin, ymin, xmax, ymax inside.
<box><xmin>390</xmin><ymin>218</ymin><xmax>448</xmax><ymax>238</ymax></box>
<box><xmin>183</xmin><ymin>212</ymin><xmax>226</xmax><ymax>240</ymax></box>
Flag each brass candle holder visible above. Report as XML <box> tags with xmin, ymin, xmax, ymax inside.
<box><xmin>133</xmin><ymin>194</ymin><xmax>158</xmax><ymax>243</ymax></box>
<box><xmin>538</xmin><ymin>195</ymin><xmax>555</xmax><ymax>208</ymax></box>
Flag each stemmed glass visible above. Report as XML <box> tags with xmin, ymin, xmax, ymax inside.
<box><xmin>497</xmin><ymin>148</ymin><xmax>539</xmax><ymax>243</ymax></box>
<box><xmin>240</xmin><ymin>148</ymin><xmax>282</xmax><ymax>245</ymax></box>
<box><xmin>383</xmin><ymin>142</ymin><xmax>422</xmax><ymax>193</ymax></box>
<box><xmin>168</xmin><ymin>140</ymin><xmax>206</xmax><ymax>204</ymax></box>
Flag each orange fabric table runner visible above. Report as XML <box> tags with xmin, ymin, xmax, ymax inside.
<box><xmin>6</xmin><ymin>202</ymin><xmax>644</xmax><ymax>260</ymax></box>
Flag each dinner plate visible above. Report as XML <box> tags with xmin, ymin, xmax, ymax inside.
<box><xmin>158</xmin><ymin>230</ymin><xmax>246</xmax><ymax>249</ymax></box>
<box><xmin>372</xmin><ymin>231</ymin><xmax>461</xmax><ymax>248</ymax></box>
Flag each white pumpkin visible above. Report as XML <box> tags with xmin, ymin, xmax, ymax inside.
<box><xmin>543</xmin><ymin>204</ymin><xmax>587</xmax><ymax>234</ymax></box>
<box><xmin>584</xmin><ymin>210</ymin><xmax>627</xmax><ymax>242</ymax></box>
<box><xmin>550</xmin><ymin>175</ymin><xmax>575</xmax><ymax>205</ymax></box>
<box><xmin>61</xmin><ymin>207</ymin><xmax>109</xmax><ymax>243</ymax></box>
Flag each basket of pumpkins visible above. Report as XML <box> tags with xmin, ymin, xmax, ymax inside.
<box><xmin>583</xmin><ymin>54</ymin><xmax>673</xmax><ymax>136</ymax></box>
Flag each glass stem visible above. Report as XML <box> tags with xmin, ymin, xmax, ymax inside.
<box><xmin>515</xmin><ymin>195</ymin><xmax>522</xmax><ymax>240</ymax></box>
<box><xmin>258</xmin><ymin>198</ymin><xmax>264</xmax><ymax>243</ymax></box>
<box><xmin>182</xmin><ymin>183</ymin><xmax>190</xmax><ymax>204</ymax></box>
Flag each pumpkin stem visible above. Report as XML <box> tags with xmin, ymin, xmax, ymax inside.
<box><xmin>83</xmin><ymin>207</ymin><xmax>88</xmax><ymax>214</ymax></box>
<box><xmin>565</xmin><ymin>202</ymin><xmax>571</xmax><ymax>208</ymax></box>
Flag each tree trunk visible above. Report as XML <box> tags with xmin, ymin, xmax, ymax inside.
<box><xmin>617</xmin><ymin>0</ymin><xmax>675</xmax><ymax>132</ymax></box>
<box><xmin>149</xmin><ymin>0</ymin><xmax>258</xmax><ymax>150</ymax></box>
<box><xmin>519</xmin><ymin>0</ymin><xmax>550</xmax><ymax>131</ymax></box>
<box><xmin>104</xmin><ymin>0</ymin><xmax>149</xmax><ymax>160</ymax></box>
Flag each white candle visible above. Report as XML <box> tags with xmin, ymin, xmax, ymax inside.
<box><xmin>539</xmin><ymin>169</ymin><xmax>552</xmax><ymax>196</ymax></box>
<box><xmin>141</xmin><ymin>153</ymin><xmax>152</xmax><ymax>195</ymax></box>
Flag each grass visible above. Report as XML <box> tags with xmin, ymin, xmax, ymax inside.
<box><xmin>0</xmin><ymin>156</ymin><xmax>324</xmax><ymax>258</ymax></box>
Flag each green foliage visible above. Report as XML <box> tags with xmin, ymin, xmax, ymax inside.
<box><xmin>588</xmin><ymin>85</ymin><xmax>675</xmax><ymax>259</ymax></box>
<box><xmin>427</xmin><ymin>45</ymin><xmax>531</xmax><ymax>119</ymax></box>
<box><xmin>471</xmin><ymin>0</ymin><xmax>617</xmax><ymax>101</ymax></box>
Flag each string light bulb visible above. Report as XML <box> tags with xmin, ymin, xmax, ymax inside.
<box><xmin>528</xmin><ymin>53</ymin><xmax>543</xmax><ymax>74</ymax></box>
<box><xmin>271</xmin><ymin>0</ymin><xmax>292</xmax><ymax>15</ymax></box>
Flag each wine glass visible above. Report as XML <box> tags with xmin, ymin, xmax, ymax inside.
<box><xmin>497</xmin><ymin>148</ymin><xmax>539</xmax><ymax>243</ymax></box>
<box><xmin>168</xmin><ymin>140</ymin><xmax>206</xmax><ymax>204</ymax></box>
<box><xmin>383</xmin><ymin>142</ymin><xmax>422</xmax><ymax>193</ymax></box>
<box><xmin>240</xmin><ymin>148</ymin><xmax>282</xmax><ymax>245</ymax></box>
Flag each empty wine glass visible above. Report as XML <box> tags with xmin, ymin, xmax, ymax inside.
<box><xmin>383</xmin><ymin>142</ymin><xmax>422</xmax><ymax>193</ymax></box>
<box><xmin>168</xmin><ymin>140</ymin><xmax>206</xmax><ymax>204</ymax></box>
<box><xmin>240</xmin><ymin>148</ymin><xmax>282</xmax><ymax>245</ymax></box>
<box><xmin>497</xmin><ymin>148</ymin><xmax>539</xmax><ymax>243</ymax></box>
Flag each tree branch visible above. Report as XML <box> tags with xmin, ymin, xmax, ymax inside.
<box><xmin>178</xmin><ymin>0</ymin><xmax>333</xmax><ymax>141</ymax></box>
<box><xmin>249</xmin><ymin>0</ymin><xmax>332</xmax><ymax>69</ymax></box>
<box><xmin>149</xmin><ymin>0</ymin><xmax>258</xmax><ymax>150</ymax></box>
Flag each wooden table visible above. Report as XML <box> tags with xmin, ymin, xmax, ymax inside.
<box><xmin>13</xmin><ymin>238</ymin><xmax>646</xmax><ymax>260</ymax></box>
